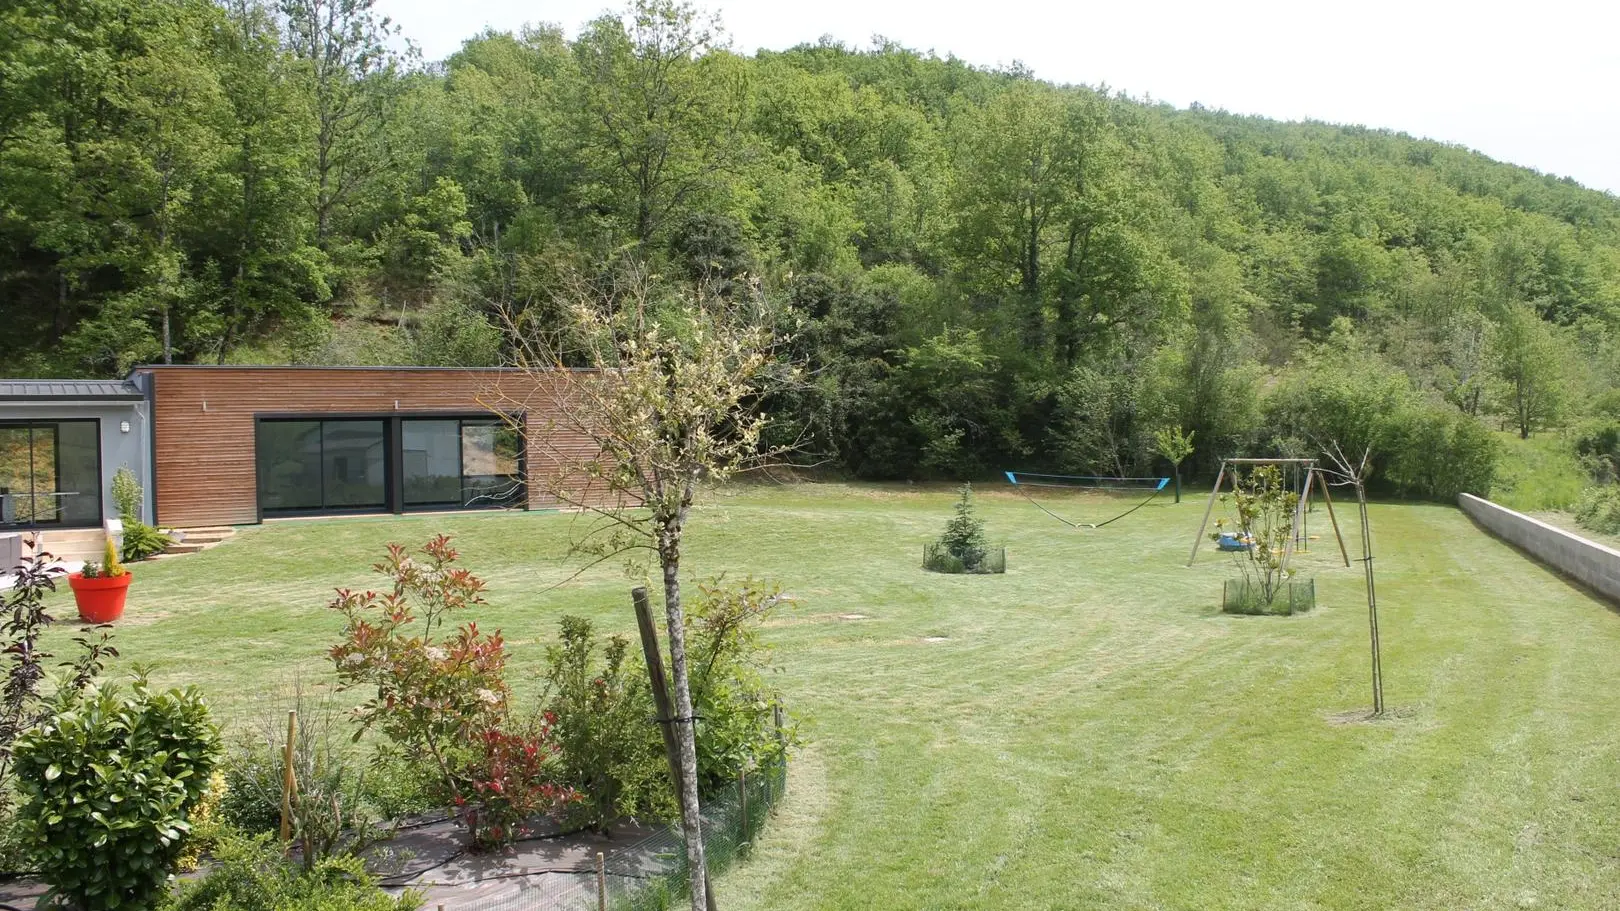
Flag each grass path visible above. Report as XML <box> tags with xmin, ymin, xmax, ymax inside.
<box><xmin>39</xmin><ymin>484</ymin><xmax>1620</xmax><ymax>909</ymax></box>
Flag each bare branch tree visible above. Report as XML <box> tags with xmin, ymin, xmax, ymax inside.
<box><xmin>492</xmin><ymin>265</ymin><xmax>796</xmax><ymax>911</ymax></box>
<box><xmin>1319</xmin><ymin>442</ymin><xmax>1384</xmax><ymax>717</ymax></box>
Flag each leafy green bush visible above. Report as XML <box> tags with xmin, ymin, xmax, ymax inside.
<box><xmin>1574</xmin><ymin>485</ymin><xmax>1620</xmax><ymax>535</ymax></box>
<box><xmin>168</xmin><ymin>831</ymin><xmax>420</xmax><ymax>911</ymax></box>
<box><xmin>686</xmin><ymin>579</ymin><xmax>796</xmax><ymax>796</ymax></box>
<box><xmin>361</xmin><ymin>747</ymin><xmax>444</xmax><ymax>822</ymax></box>
<box><xmin>1572</xmin><ymin>418</ymin><xmax>1620</xmax><ymax>483</ymax></box>
<box><xmin>111</xmin><ymin>466</ymin><xmax>142</xmax><ymax>522</ymax></box>
<box><xmin>1264</xmin><ymin>339</ymin><xmax>1496</xmax><ymax>500</ymax></box>
<box><xmin>13</xmin><ymin>675</ymin><xmax>221</xmax><ymax>910</ymax></box>
<box><xmin>543</xmin><ymin>616</ymin><xmax>671</xmax><ymax>833</ymax></box>
<box><xmin>121</xmin><ymin>520</ymin><xmax>174</xmax><ymax>562</ymax></box>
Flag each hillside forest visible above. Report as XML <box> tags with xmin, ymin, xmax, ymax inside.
<box><xmin>8</xmin><ymin>0</ymin><xmax>1620</xmax><ymax>501</ymax></box>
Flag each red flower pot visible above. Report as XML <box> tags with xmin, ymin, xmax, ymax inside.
<box><xmin>67</xmin><ymin>572</ymin><xmax>132</xmax><ymax>624</ymax></box>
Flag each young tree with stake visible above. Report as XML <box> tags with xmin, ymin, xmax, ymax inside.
<box><xmin>500</xmin><ymin>269</ymin><xmax>794</xmax><ymax>911</ymax></box>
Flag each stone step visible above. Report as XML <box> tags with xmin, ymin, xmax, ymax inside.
<box><xmin>179</xmin><ymin>533</ymin><xmax>230</xmax><ymax>545</ymax></box>
<box><xmin>175</xmin><ymin>526</ymin><xmax>236</xmax><ymax>536</ymax></box>
<box><xmin>162</xmin><ymin>542</ymin><xmax>211</xmax><ymax>555</ymax></box>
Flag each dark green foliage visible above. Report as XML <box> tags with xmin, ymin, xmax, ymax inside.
<box><xmin>13</xmin><ymin>675</ymin><xmax>221</xmax><ymax>911</ymax></box>
<box><xmin>1574</xmin><ymin>485</ymin><xmax>1620</xmax><ymax>536</ymax></box>
<box><xmin>542</xmin><ymin>616</ymin><xmax>671</xmax><ymax>832</ymax></box>
<box><xmin>922</xmin><ymin>543</ymin><xmax>1007</xmax><ymax>575</ymax></box>
<box><xmin>940</xmin><ymin>484</ymin><xmax>988</xmax><ymax>568</ymax></box>
<box><xmin>1573</xmin><ymin>418</ymin><xmax>1620</xmax><ymax>482</ymax></box>
<box><xmin>926</xmin><ymin>485</ymin><xmax>1005</xmax><ymax>573</ymax></box>
<box><xmin>5</xmin><ymin>0</ymin><xmax>1620</xmax><ymax>496</ymax></box>
<box><xmin>685</xmin><ymin>579</ymin><xmax>795</xmax><ymax>794</ymax></box>
<box><xmin>168</xmin><ymin>831</ymin><xmax>420</xmax><ymax>911</ymax></box>
<box><xmin>121</xmin><ymin>521</ymin><xmax>175</xmax><ymax>562</ymax></box>
<box><xmin>1264</xmin><ymin>331</ymin><xmax>1497</xmax><ymax>500</ymax></box>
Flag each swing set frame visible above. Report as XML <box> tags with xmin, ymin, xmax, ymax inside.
<box><xmin>1186</xmin><ymin>458</ymin><xmax>1351</xmax><ymax>571</ymax></box>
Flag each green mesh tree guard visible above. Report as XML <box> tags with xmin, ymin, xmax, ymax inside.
<box><xmin>1222</xmin><ymin>577</ymin><xmax>1315</xmax><ymax>615</ymax></box>
<box><xmin>923</xmin><ymin>543</ymin><xmax>1007</xmax><ymax>574</ymax></box>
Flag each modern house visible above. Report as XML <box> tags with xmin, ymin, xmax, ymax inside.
<box><xmin>1</xmin><ymin>366</ymin><xmax>607</xmax><ymax>569</ymax></box>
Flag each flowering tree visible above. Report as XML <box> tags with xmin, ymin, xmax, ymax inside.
<box><xmin>329</xmin><ymin>536</ymin><xmax>572</xmax><ymax>847</ymax></box>
<box><xmin>501</xmin><ymin>270</ymin><xmax>794</xmax><ymax>910</ymax></box>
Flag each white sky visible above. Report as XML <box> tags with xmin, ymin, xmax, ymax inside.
<box><xmin>380</xmin><ymin>0</ymin><xmax>1620</xmax><ymax>195</ymax></box>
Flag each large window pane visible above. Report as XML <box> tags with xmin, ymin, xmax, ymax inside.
<box><xmin>0</xmin><ymin>427</ymin><xmax>37</xmax><ymax>525</ymax></box>
<box><xmin>257</xmin><ymin>421</ymin><xmax>323</xmax><ymax>512</ymax></box>
<box><xmin>461</xmin><ymin>422</ymin><xmax>523</xmax><ymax>508</ymax></box>
<box><xmin>55</xmin><ymin>421</ymin><xmax>101</xmax><ymax>526</ymax></box>
<box><xmin>0</xmin><ymin>422</ymin><xmax>101</xmax><ymax>528</ymax></box>
<box><xmin>402</xmin><ymin>420</ymin><xmax>461</xmax><ymax>506</ymax></box>
<box><xmin>322</xmin><ymin>421</ymin><xmax>385</xmax><ymax>508</ymax></box>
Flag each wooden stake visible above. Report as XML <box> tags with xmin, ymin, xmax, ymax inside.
<box><xmin>279</xmin><ymin>710</ymin><xmax>297</xmax><ymax>843</ymax></box>
<box><xmin>1315</xmin><ymin>469</ymin><xmax>1351</xmax><ymax>567</ymax></box>
<box><xmin>633</xmin><ymin>587</ymin><xmax>718</xmax><ymax>911</ymax></box>
<box><xmin>1187</xmin><ymin>462</ymin><xmax>1228</xmax><ymax>566</ymax></box>
<box><xmin>597</xmin><ymin>851</ymin><xmax>607</xmax><ymax>911</ymax></box>
<box><xmin>739</xmin><ymin>768</ymin><xmax>749</xmax><ymax>844</ymax></box>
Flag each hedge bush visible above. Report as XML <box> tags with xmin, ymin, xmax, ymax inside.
<box><xmin>13</xmin><ymin>676</ymin><xmax>220</xmax><ymax>910</ymax></box>
<box><xmin>1575</xmin><ymin>485</ymin><xmax>1620</xmax><ymax>535</ymax></box>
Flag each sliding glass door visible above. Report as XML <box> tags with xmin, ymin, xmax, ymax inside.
<box><xmin>0</xmin><ymin>421</ymin><xmax>101</xmax><ymax>528</ymax></box>
<box><xmin>258</xmin><ymin>415</ymin><xmax>523</xmax><ymax>518</ymax></box>
<box><xmin>257</xmin><ymin>419</ymin><xmax>386</xmax><ymax>515</ymax></box>
<box><xmin>401</xmin><ymin>418</ymin><xmax>523</xmax><ymax>510</ymax></box>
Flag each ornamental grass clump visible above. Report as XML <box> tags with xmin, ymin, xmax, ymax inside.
<box><xmin>329</xmin><ymin>536</ymin><xmax>575</xmax><ymax>849</ymax></box>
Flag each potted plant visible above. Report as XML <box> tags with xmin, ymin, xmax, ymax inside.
<box><xmin>68</xmin><ymin>537</ymin><xmax>132</xmax><ymax>623</ymax></box>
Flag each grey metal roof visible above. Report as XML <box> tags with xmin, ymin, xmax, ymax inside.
<box><xmin>0</xmin><ymin>379</ymin><xmax>144</xmax><ymax>402</ymax></box>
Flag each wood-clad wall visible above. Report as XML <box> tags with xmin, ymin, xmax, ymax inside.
<box><xmin>141</xmin><ymin>367</ymin><xmax>610</xmax><ymax>527</ymax></box>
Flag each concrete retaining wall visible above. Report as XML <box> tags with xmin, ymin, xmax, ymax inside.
<box><xmin>1458</xmin><ymin>493</ymin><xmax>1620</xmax><ymax>603</ymax></box>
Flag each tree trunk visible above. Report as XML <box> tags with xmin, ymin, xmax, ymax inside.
<box><xmin>659</xmin><ymin>524</ymin><xmax>709</xmax><ymax>911</ymax></box>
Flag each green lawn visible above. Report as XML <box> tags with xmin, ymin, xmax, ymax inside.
<box><xmin>41</xmin><ymin>483</ymin><xmax>1620</xmax><ymax>910</ymax></box>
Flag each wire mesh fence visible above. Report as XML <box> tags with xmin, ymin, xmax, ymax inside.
<box><xmin>922</xmin><ymin>544</ymin><xmax>1006</xmax><ymax>574</ymax></box>
<box><xmin>410</xmin><ymin>757</ymin><xmax>789</xmax><ymax>911</ymax></box>
<box><xmin>1222</xmin><ymin>577</ymin><xmax>1315</xmax><ymax>616</ymax></box>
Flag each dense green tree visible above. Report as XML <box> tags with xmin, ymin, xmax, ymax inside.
<box><xmin>8</xmin><ymin>3</ymin><xmax>1620</xmax><ymax>497</ymax></box>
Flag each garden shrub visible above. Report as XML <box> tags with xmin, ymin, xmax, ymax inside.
<box><xmin>176</xmin><ymin>771</ymin><xmax>228</xmax><ymax>872</ymax></box>
<box><xmin>361</xmin><ymin>747</ymin><xmax>444</xmax><ymax>822</ymax></box>
<box><xmin>1213</xmin><ymin>465</ymin><xmax>1300</xmax><ymax>614</ymax></box>
<box><xmin>121</xmin><ymin>521</ymin><xmax>173</xmax><ymax>562</ymax></box>
<box><xmin>13</xmin><ymin>675</ymin><xmax>221</xmax><ymax>911</ymax></box>
<box><xmin>168</xmin><ymin>831</ymin><xmax>420</xmax><ymax>911</ymax></box>
<box><xmin>1263</xmin><ymin>337</ymin><xmax>1496</xmax><ymax>500</ymax></box>
<box><xmin>219</xmin><ymin>692</ymin><xmax>388</xmax><ymax>867</ymax></box>
<box><xmin>543</xmin><ymin>616</ymin><xmax>671</xmax><ymax>833</ymax></box>
<box><xmin>686</xmin><ymin>578</ymin><xmax>795</xmax><ymax>795</ymax></box>
<box><xmin>461</xmin><ymin>716</ymin><xmax>574</xmax><ymax>847</ymax></box>
<box><xmin>110</xmin><ymin>466</ymin><xmax>173</xmax><ymax>561</ymax></box>
<box><xmin>1574</xmin><ymin>485</ymin><xmax>1620</xmax><ymax>535</ymax></box>
<box><xmin>111</xmin><ymin>467</ymin><xmax>142</xmax><ymax>521</ymax></box>
<box><xmin>0</xmin><ymin>551</ymin><xmax>116</xmax><ymax>873</ymax></box>
<box><xmin>329</xmin><ymin>536</ymin><xmax>574</xmax><ymax>848</ymax></box>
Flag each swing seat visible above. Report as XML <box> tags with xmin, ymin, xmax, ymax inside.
<box><xmin>1216</xmin><ymin>531</ymin><xmax>1253</xmax><ymax>552</ymax></box>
